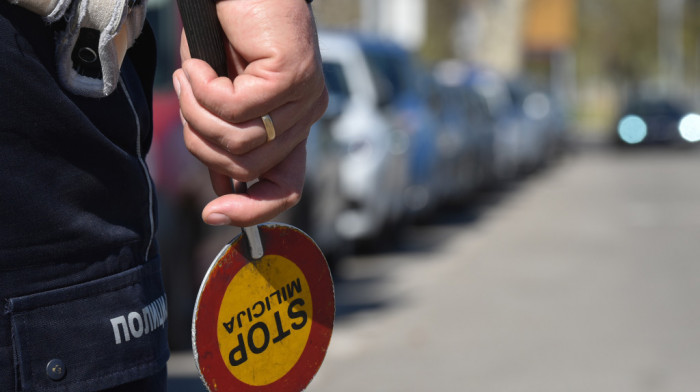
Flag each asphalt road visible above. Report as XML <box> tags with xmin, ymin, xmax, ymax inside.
<box><xmin>168</xmin><ymin>145</ymin><xmax>700</xmax><ymax>391</ymax></box>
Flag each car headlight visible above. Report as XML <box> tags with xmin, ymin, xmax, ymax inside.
<box><xmin>678</xmin><ymin>113</ymin><xmax>700</xmax><ymax>143</ymax></box>
<box><xmin>618</xmin><ymin>115</ymin><xmax>647</xmax><ymax>144</ymax></box>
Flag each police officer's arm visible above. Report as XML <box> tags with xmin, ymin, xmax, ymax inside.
<box><xmin>172</xmin><ymin>0</ymin><xmax>327</xmax><ymax>228</ymax></box>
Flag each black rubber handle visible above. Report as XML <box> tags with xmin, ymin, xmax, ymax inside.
<box><xmin>176</xmin><ymin>0</ymin><xmax>228</xmax><ymax>77</ymax></box>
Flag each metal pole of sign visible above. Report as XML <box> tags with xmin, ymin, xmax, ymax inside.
<box><xmin>174</xmin><ymin>0</ymin><xmax>264</xmax><ymax>260</ymax></box>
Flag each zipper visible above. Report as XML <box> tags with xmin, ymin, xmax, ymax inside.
<box><xmin>119</xmin><ymin>76</ymin><xmax>155</xmax><ymax>261</ymax></box>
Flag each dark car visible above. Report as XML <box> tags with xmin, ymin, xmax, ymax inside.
<box><xmin>614</xmin><ymin>97</ymin><xmax>700</xmax><ymax>146</ymax></box>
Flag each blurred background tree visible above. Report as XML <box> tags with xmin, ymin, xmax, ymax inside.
<box><xmin>577</xmin><ymin>0</ymin><xmax>657</xmax><ymax>86</ymax></box>
<box><xmin>422</xmin><ymin>0</ymin><xmax>463</xmax><ymax>61</ymax></box>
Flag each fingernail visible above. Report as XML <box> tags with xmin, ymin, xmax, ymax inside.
<box><xmin>206</xmin><ymin>213</ymin><xmax>231</xmax><ymax>226</ymax></box>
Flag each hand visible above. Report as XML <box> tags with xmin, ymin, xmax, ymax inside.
<box><xmin>172</xmin><ymin>0</ymin><xmax>328</xmax><ymax>227</ymax></box>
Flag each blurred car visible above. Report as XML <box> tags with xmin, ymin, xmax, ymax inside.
<box><xmin>614</xmin><ymin>96</ymin><xmax>700</xmax><ymax>146</ymax></box>
<box><xmin>507</xmin><ymin>80</ymin><xmax>560</xmax><ymax>172</ymax></box>
<box><xmin>463</xmin><ymin>67</ymin><xmax>520</xmax><ymax>182</ymax></box>
<box><xmin>460</xmin><ymin>81</ymin><xmax>498</xmax><ymax>189</ymax></box>
<box><xmin>432</xmin><ymin>60</ymin><xmax>496</xmax><ymax>199</ymax></box>
<box><xmin>522</xmin><ymin>88</ymin><xmax>570</xmax><ymax>160</ymax></box>
<box><xmin>316</xmin><ymin>31</ymin><xmax>409</xmax><ymax>245</ymax></box>
<box><xmin>357</xmin><ymin>35</ymin><xmax>442</xmax><ymax>220</ymax></box>
<box><xmin>465</xmin><ymin>68</ymin><xmax>569</xmax><ymax>180</ymax></box>
<box><xmin>426</xmin><ymin>72</ymin><xmax>479</xmax><ymax>205</ymax></box>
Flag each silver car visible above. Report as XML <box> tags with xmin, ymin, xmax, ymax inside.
<box><xmin>317</xmin><ymin>31</ymin><xmax>409</xmax><ymax>245</ymax></box>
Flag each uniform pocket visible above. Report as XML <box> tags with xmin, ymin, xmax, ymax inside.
<box><xmin>6</xmin><ymin>258</ymin><xmax>169</xmax><ymax>392</ymax></box>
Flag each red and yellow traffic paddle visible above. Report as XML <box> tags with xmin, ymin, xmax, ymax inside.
<box><xmin>192</xmin><ymin>222</ymin><xmax>334</xmax><ymax>392</ymax></box>
<box><xmin>174</xmin><ymin>1</ymin><xmax>335</xmax><ymax>390</ymax></box>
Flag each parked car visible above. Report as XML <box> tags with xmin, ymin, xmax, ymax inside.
<box><xmin>460</xmin><ymin>81</ymin><xmax>498</xmax><ymax>189</ymax></box>
<box><xmin>521</xmin><ymin>88</ymin><xmax>570</xmax><ymax>160</ymax></box>
<box><xmin>466</xmin><ymin>67</ymin><xmax>566</xmax><ymax>180</ymax></box>
<box><xmin>426</xmin><ymin>72</ymin><xmax>480</xmax><ymax>205</ymax></box>
<box><xmin>357</xmin><ymin>35</ymin><xmax>442</xmax><ymax>220</ymax></box>
<box><xmin>316</xmin><ymin>31</ymin><xmax>409</xmax><ymax>245</ymax></box>
<box><xmin>463</xmin><ymin>67</ymin><xmax>523</xmax><ymax>183</ymax></box>
<box><xmin>507</xmin><ymin>80</ymin><xmax>558</xmax><ymax>172</ymax></box>
<box><xmin>431</xmin><ymin>61</ymin><xmax>496</xmax><ymax>200</ymax></box>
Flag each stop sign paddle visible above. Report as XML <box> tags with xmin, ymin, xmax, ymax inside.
<box><xmin>192</xmin><ymin>223</ymin><xmax>334</xmax><ymax>391</ymax></box>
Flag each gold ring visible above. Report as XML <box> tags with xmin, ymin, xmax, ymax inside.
<box><xmin>262</xmin><ymin>114</ymin><xmax>276</xmax><ymax>142</ymax></box>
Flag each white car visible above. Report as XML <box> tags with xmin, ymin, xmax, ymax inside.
<box><xmin>318</xmin><ymin>31</ymin><xmax>409</xmax><ymax>244</ymax></box>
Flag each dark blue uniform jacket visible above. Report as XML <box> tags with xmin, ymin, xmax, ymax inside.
<box><xmin>0</xmin><ymin>3</ymin><xmax>169</xmax><ymax>391</ymax></box>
